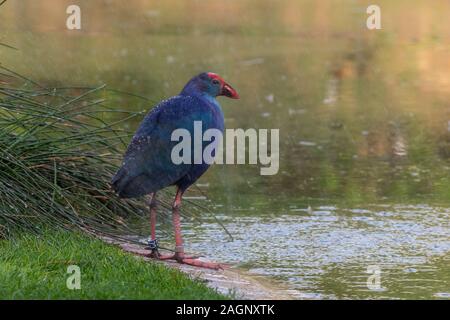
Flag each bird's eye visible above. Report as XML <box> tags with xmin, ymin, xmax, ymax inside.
<box><xmin>212</xmin><ymin>79</ymin><xmax>220</xmax><ymax>85</ymax></box>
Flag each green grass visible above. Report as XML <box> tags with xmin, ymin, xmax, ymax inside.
<box><xmin>0</xmin><ymin>230</ymin><xmax>226</xmax><ymax>299</ymax></box>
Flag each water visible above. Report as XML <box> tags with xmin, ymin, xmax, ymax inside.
<box><xmin>178</xmin><ymin>203</ymin><xmax>450</xmax><ymax>299</ymax></box>
<box><xmin>1</xmin><ymin>0</ymin><xmax>450</xmax><ymax>299</ymax></box>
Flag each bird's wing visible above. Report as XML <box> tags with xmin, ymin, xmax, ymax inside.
<box><xmin>112</xmin><ymin>95</ymin><xmax>212</xmax><ymax>197</ymax></box>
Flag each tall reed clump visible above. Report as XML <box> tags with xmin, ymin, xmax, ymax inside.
<box><xmin>0</xmin><ymin>67</ymin><xmax>157</xmax><ymax>240</ymax></box>
<box><xmin>0</xmin><ymin>64</ymin><xmax>230</xmax><ymax>245</ymax></box>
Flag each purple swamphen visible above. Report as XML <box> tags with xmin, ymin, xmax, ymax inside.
<box><xmin>111</xmin><ymin>72</ymin><xmax>239</xmax><ymax>269</ymax></box>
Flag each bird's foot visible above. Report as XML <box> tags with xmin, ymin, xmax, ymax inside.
<box><xmin>157</xmin><ymin>252</ymin><xmax>224</xmax><ymax>270</ymax></box>
<box><xmin>145</xmin><ymin>239</ymin><xmax>223</xmax><ymax>270</ymax></box>
<box><xmin>145</xmin><ymin>239</ymin><xmax>164</xmax><ymax>258</ymax></box>
<box><xmin>145</xmin><ymin>239</ymin><xmax>199</xmax><ymax>260</ymax></box>
<box><xmin>157</xmin><ymin>253</ymin><xmax>199</xmax><ymax>260</ymax></box>
<box><xmin>180</xmin><ymin>257</ymin><xmax>224</xmax><ymax>270</ymax></box>
<box><xmin>174</xmin><ymin>252</ymin><xmax>224</xmax><ymax>270</ymax></box>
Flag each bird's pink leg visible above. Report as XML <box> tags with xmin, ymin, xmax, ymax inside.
<box><xmin>147</xmin><ymin>193</ymin><xmax>164</xmax><ymax>258</ymax></box>
<box><xmin>173</xmin><ymin>189</ymin><xmax>184</xmax><ymax>257</ymax></box>
<box><xmin>146</xmin><ymin>191</ymin><xmax>196</xmax><ymax>260</ymax></box>
<box><xmin>166</xmin><ymin>188</ymin><xmax>224</xmax><ymax>270</ymax></box>
<box><xmin>150</xmin><ymin>194</ymin><xmax>157</xmax><ymax>241</ymax></box>
<box><xmin>148</xmin><ymin>188</ymin><xmax>222</xmax><ymax>269</ymax></box>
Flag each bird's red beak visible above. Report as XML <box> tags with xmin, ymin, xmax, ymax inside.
<box><xmin>207</xmin><ymin>72</ymin><xmax>239</xmax><ymax>99</ymax></box>
<box><xmin>221</xmin><ymin>82</ymin><xmax>239</xmax><ymax>99</ymax></box>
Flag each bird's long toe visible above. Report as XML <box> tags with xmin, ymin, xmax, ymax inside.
<box><xmin>157</xmin><ymin>253</ymin><xmax>176</xmax><ymax>260</ymax></box>
<box><xmin>152</xmin><ymin>253</ymin><xmax>200</xmax><ymax>260</ymax></box>
<box><xmin>181</xmin><ymin>258</ymin><xmax>224</xmax><ymax>270</ymax></box>
<box><xmin>152</xmin><ymin>252</ymin><xmax>222</xmax><ymax>270</ymax></box>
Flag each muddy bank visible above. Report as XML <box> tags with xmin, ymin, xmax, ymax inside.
<box><xmin>111</xmin><ymin>240</ymin><xmax>294</xmax><ymax>300</ymax></box>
